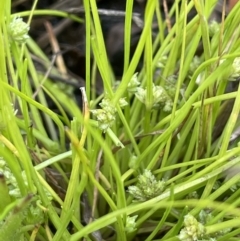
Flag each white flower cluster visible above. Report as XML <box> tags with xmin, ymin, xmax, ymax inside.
<box><xmin>128</xmin><ymin>169</ymin><xmax>166</xmax><ymax>201</ymax></box>
<box><xmin>0</xmin><ymin>158</ymin><xmax>22</xmax><ymax>198</ymax></box>
<box><xmin>178</xmin><ymin>214</ymin><xmax>206</xmax><ymax>241</ymax></box>
<box><xmin>125</xmin><ymin>215</ymin><xmax>138</xmax><ymax>233</ymax></box>
<box><xmin>8</xmin><ymin>16</ymin><xmax>30</xmax><ymax>44</ymax></box>
<box><xmin>91</xmin><ymin>97</ymin><xmax>128</xmax><ymax>132</ymax></box>
<box><xmin>128</xmin><ymin>73</ymin><xmax>179</xmax><ymax>112</ymax></box>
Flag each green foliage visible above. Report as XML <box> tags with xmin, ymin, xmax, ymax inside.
<box><xmin>1</xmin><ymin>0</ymin><xmax>240</xmax><ymax>240</ymax></box>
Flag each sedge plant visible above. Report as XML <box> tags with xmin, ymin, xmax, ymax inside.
<box><xmin>1</xmin><ymin>0</ymin><xmax>240</xmax><ymax>240</ymax></box>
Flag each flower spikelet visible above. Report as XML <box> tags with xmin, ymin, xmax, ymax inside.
<box><xmin>178</xmin><ymin>214</ymin><xmax>206</xmax><ymax>241</ymax></box>
<box><xmin>125</xmin><ymin>215</ymin><xmax>138</xmax><ymax>233</ymax></box>
<box><xmin>8</xmin><ymin>16</ymin><xmax>30</xmax><ymax>44</ymax></box>
<box><xmin>128</xmin><ymin>169</ymin><xmax>165</xmax><ymax>201</ymax></box>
